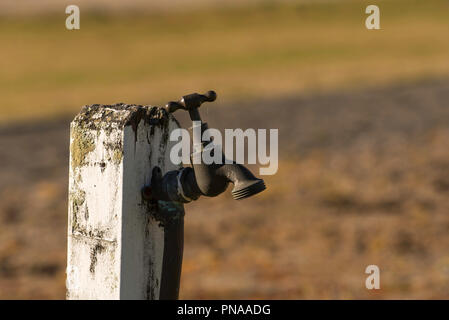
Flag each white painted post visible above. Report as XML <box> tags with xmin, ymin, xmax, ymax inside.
<box><xmin>66</xmin><ymin>104</ymin><xmax>183</xmax><ymax>300</ymax></box>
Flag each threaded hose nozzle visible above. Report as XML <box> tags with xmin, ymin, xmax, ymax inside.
<box><xmin>231</xmin><ymin>179</ymin><xmax>266</xmax><ymax>200</ymax></box>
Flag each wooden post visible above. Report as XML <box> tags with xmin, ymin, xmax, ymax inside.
<box><xmin>66</xmin><ymin>104</ymin><xmax>184</xmax><ymax>300</ymax></box>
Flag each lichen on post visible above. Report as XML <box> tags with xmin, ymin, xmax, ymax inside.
<box><xmin>67</xmin><ymin>103</ymin><xmax>183</xmax><ymax>300</ymax></box>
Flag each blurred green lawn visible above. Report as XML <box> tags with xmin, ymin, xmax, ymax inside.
<box><xmin>0</xmin><ymin>0</ymin><xmax>448</xmax><ymax>124</ymax></box>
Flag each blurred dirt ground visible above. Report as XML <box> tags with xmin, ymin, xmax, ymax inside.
<box><xmin>1</xmin><ymin>78</ymin><xmax>449</xmax><ymax>299</ymax></box>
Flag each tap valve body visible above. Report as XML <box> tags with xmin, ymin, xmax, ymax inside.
<box><xmin>144</xmin><ymin>91</ymin><xmax>266</xmax><ymax>203</ymax></box>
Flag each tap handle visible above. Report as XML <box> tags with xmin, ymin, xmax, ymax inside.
<box><xmin>166</xmin><ymin>90</ymin><xmax>217</xmax><ymax>114</ymax></box>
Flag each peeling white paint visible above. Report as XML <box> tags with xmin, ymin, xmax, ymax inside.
<box><xmin>67</xmin><ymin>105</ymin><xmax>180</xmax><ymax>300</ymax></box>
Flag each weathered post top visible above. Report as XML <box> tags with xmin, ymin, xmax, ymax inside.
<box><xmin>67</xmin><ymin>103</ymin><xmax>183</xmax><ymax>300</ymax></box>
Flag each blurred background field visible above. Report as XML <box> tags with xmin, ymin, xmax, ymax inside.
<box><xmin>1</xmin><ymin>0</ymin><xmax>448</xmax><ymax>123</ymax></box>
<box><xmin>0</xmin><ymin>0</ymin><xmax>449</xmax><ymax>299</ymax></box>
